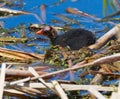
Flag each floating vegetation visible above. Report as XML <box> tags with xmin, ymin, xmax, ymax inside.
<box><xmin>44</xmin><ymin>45</ymin><xmax>95</xmax><ymax>67</ymax></box>
<box><xmin>0</xmin><ymin>37</ymin><xmax>28</xmax><ymax>43</ymax></box>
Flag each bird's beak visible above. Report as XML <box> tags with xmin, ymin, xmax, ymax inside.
<box><xmin>36</xmin><ymin>29</ymin><xmax>44</xmax><ymax>35</ymax></box>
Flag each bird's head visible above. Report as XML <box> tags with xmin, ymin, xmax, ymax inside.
<box><xmin>36</xmin><ymin>26</ymin><xmax>57</xmax><ymax>39</ymax></box>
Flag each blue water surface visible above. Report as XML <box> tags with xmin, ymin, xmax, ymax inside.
<box><xmin>2</xmin><ymin>0</ymin><xmax>114</xmax><ymax>28</ymax></box>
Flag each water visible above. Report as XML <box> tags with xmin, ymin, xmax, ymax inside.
<box><xmin>2</xmin><ymin>0</ymin><xmax>114</xmax><ymax>28</ymax></box>
<box><xmin>0</xmin><ymin>0</ymin><xmax>116</xmax><ymax>52</ymax></box>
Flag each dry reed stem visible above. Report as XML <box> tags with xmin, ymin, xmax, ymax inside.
<box><xmin>90</xmin><ymin>68</ymin><xmax>104</xmax><ymax>84</ymax></box>
<box><xmin>0</xmin><ymin>8</ymin><xmax>29</xmax><ymax>15</ymax></box>
<box><xmin>4</xmin><ymin>89</ymin><xmax>27</xmax><ymax>98</ymax></box>
<box><xmin>0</xmin><ymin>63</ymin><xmax>6</xmax><ymax>99</ymax></box>
<box><xmin>0</xmin><ymin>47</ymin><xmax>44</xmax><ymax>60</ymax></box>
<box><xmin>30</xmin><ymin>53</ymin><xmax>120</xmax><ymax>81</ymax></box>
<box><xmin>52</xmin><ymin>80</ymin><xmax>68</xmax><ymax>99</ymax></box>
<box><xmin>28</xmin><ymin>67</ymin><xmax>57</xmax><ymax>95</ymax></box>
<box><xmin>5</xmin><ymin>68</ymin><xmax>47</xmax><ymax>77</ymax></box>
<box><xmin>12</xmin><ymin>85</ymin><xmax>41</xmax><ymax>97</ymax></box>
<box><xmin>67</xmin><ymin>60</ymin><xmax>74</xmax><ymax>81</ymax></box>
<box><xmin>88</xmin><ymin>88</ymin><xmax>105</xmax><ymax>99</ymax></box>
<box><xmin>110</xmin><ymin>92</ymin><xmax>118</xmax><ymax>99</ymax></box>
<box><xmin>6</xmin><ymin>53</ymin><xmax>119</xmax><ymax>85</ymax></box>
<box><xmin>89</xmin><ymin>24</ymin><xmax>120</xmax><ymax>49</ymax></box>
<box><xmin>116</xmin><ymin>80</ymin><xmax>120</xmax><ymax>98</ymax></box>
<box><xmin>8</xmin><ymin>82</ymin><xmax>117</xmax><ymax>92</ymax></box>
<box><xmin>88</xmin><ymin>70</ymin><xmax>120</xmax><ymax>77</ymax></box>
<box><xmin>6</xmin><ymin>77</ymin><xmax>30</xmax><ymax>86</ymax></box>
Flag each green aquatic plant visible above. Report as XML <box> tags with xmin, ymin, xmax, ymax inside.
<box><xmin>102</xmin><ymin>0</ymin><xmax>116</xmax><ymax>16</ymax></box>
<box><xmin>44</xmin><ymin>45</ymin><xmax>94</xmax><ymax>67</ymax></box>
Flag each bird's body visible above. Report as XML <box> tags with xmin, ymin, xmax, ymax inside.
<box><xmin>36</xmin><ymin>26</ymin><xmax>96</xmax><ymax>50</ymax></box>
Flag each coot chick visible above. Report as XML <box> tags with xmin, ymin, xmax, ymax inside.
<box><xmin>36</xmin><ymin>26</ymin><xmax>96</xmax><ymax>50</ymax></box>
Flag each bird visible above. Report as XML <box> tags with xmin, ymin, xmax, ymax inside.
<box><xmin>36</xmin><ymin>26</ymin><xmax>96</xmax><ymax>50</ymax></box>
